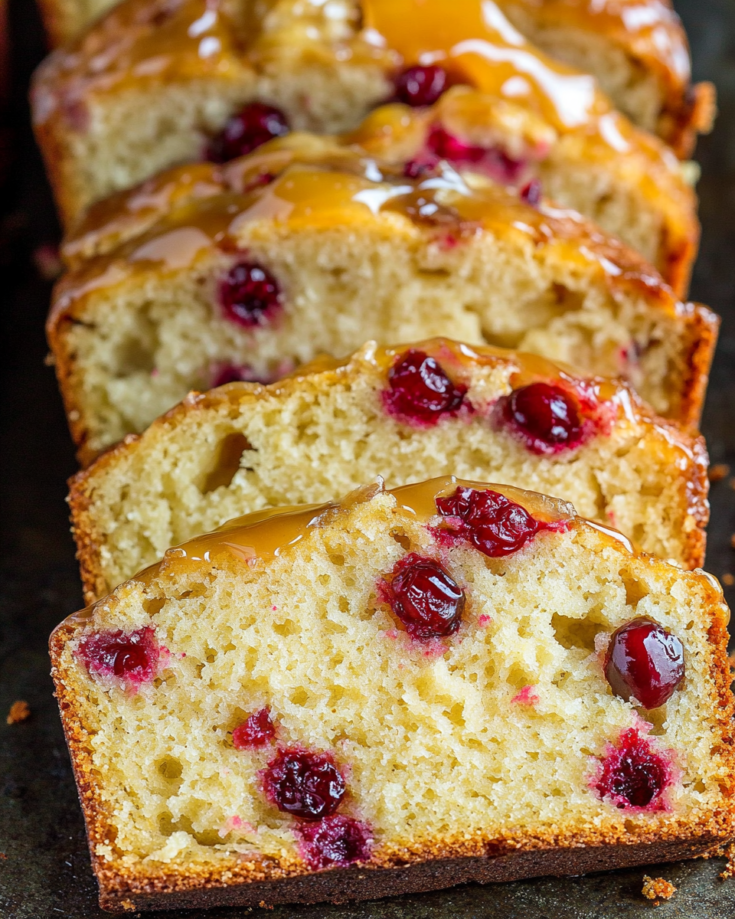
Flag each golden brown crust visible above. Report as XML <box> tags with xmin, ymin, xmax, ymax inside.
<box><xmin>66</xmin><ymin>340</ymin><xmax>712</xmax><ymax>605</ymax></box>
<box><xmin>678</xmin><ymin>303</ymin><xmax>720</xmax><ymax>430</ymax></box>
<box><xmin>661</xmin><ymin>81</ymin><xmax>717</xmax><ymax>160</ymax></box>
<box><xmin>48</xmin><ymin>548</ymin><xmax>735</xmax><ymax>913</ymax></box>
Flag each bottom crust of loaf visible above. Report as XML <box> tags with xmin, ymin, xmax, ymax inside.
<box><xmin>97</xmin><ymin>835</ymin><xmax>719</xmax><ymax>912</ymax></box>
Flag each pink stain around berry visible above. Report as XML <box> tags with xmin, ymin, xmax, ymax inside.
<box><xmin>296</xmin><ymin>815</ymin><xmax>373</xmax><ymax>870</ymax></box>
<box><xmin>207</xmin><ymin>102</ymin><xmax>290</xmax><ymax>163</ymax></box>
<box><xmin>394</xmin><ymin>65</ymin><xmax>449</xmax><ymax>107</ymax></box>
<box><xmin>511</xmin><ymin>685</ymin><xmax>540</xmax><ymax>705</ymax></box>
<box><xmin>219</xmin><ymin>261</ymin><xmax>283</xmax><ymax>328</ymax></box>
<box><xmin>591</xmin><ymin>727</ymin><xmax>675</xmax><ymax>811</ymax></box>
<box><xmin>383</xmin><ymin>350</ymin><xmax>467</xmax><ymax>426</ymax></box>
<box><xmin>262</xmin><ymin>748</ymin><xmax>346</xmax><ymax>819</ymax></box>
<box><xmin>232</xmin><ymin>708</ymin><xmax>276</xmax><ymax>749</ymax></box>
<box><xmin>379</xmin><ymin>553</ymin><xmax>465</xmax><ymax>641</ymax></box>
<box><xmin>478</xmin><ymin>614</ymin><xmax>493</xmax><ymax>627</ymax></box>
<box><xmin>425</xmin><ymin>126</ymin><xmax>526</xmax><ymax>185</ymax></box>
<box><xmin>435</xmin><ymin>486</ymin><xmax>557</xmax><ymax>558</ymax></box>
<box><xmin>604</xmin><ymin>618</ymin><xmax>685</xmax><ymax>709</ymax></box>
<box><xmin>77</xmin><ymin>626</ymin><xmax>161</xmax><ymax>688</ymax></box>
<box><xmin>496</xmin><ymin>382</ymin><xmax>591</xmax><ymax>454</ymax></box>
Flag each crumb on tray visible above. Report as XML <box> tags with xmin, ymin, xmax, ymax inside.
<box><xmin>642</xmin><ymin>875</ymin><xmax>677</xmax><ymax>905</ymax></box>
<box><xmin>709</xmin><ymin>464</ymin><xmax>730</xmax><ymax>482</ymax></box>
<box><xmin>6</xmin><ymin>701</ymin><xmax>30</xmax><ymax>724</ymax></box>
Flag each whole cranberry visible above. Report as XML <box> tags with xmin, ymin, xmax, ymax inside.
<box><xmin>593</xmin><ymin>728</ymin><xmax>672</xmax><ymax>810</ymax></box>
<box><xmin>77</xmin><ymin>626</ymin><xmax>159</xmax><ymax>685</ymax></box>
<box><xmin>500</xmin><ymin>382</ymin><xmax>584</xmax><ymax>453</ymax></box>
<box><xmin>207</xmin><ymin>102</ymin><xmax>290</xmax><ymax>163</ymax></box>
<box><xmin>297</xmin><ymin>815</ymin><xmax>373</xmax><ymax>869</ymax></box>
<box><xmin>384</xmin><ymin>350</ymin><xmax>466</xmax><ymax>424</ymax></box>
<box><xmin>232</xmin><ymin>709</ymin><xmax>276</xmax><ymax>749</ymax></box>
<box><xmin>604</xmin><ymin>618</ymin><xmax>685</xmax><ymax>709</ymax></box>
<box><xmin>436</xmin><ymin>486</ymin><xmax>541</xmax><ymax>557</ymax></box>
<box><xmin>219</xmin><ymin>261</ymin><xmax>283</xmax><ymax>328</ymax></box>
<box><xmin>383</xmin><ymin>553</ymin><xmax>465</xmax><ymax>640</ymax></box>
<box><xmin>394</xmin><ymin>65</ymin><xmax>449</xmax><ymax>107</ymax></box>
<box><xmin>262</xmin><ymin>748</ymin><xmax>345</xmax><ymax>819</ymax></box>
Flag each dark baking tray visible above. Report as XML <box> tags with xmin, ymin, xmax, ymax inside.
<box><xmin>3</xmin><ymin>1</ymin><xmax>735</xmax><ymax>916</ymax></box>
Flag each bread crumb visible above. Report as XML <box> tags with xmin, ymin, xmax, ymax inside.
<box><xmin>709</xmin><ymin>464</ymin><xmax>730</xmax><ymax>482</ymax></box>
<box><xmin>32</xmin><ymin>243</ymin><xmax>62</xmax><ymax>281</ymax></box>
<box><xmin>723</xmin><ymin>573</ymin><xmax>734</xmax><ymax>587</ymax></box>
<box><xmin>6</xmin><ymin>701</ymin><xmax>30</xmax><ymax>724</ymax></box>
<box><xmin>720</xmin><ymin>842</ymin><xmax>735</xmax><ymax>879</ymax></box>
<box><xmin>642</xmin><ymin>875</ymin><xmax>677</xmax><ymax>904</ymax></box>
<box><xmin>120</xmin><ymin>900</ymin><xmax>136</xmax><ymax>912</ymax></box>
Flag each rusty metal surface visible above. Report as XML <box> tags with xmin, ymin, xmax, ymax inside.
<box><xmin>3</xmin><ymin>0</ymin><xmax>735</xmax><ymax>915</ymax></box>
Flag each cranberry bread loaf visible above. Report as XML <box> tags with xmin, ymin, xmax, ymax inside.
<box><xmin>68</xmin><ymin>339</ymin><xmax>710</xmax><ymax>602</ymax></box>
<box><xmin>47</xmin><ymin>140</ymin><xmax>717</xmax><ymax>463</ymax></box>
<box><xmin>50</xmin><ymin>477</ymin><xmax>735</xmax><ymax>912</ymax></box>
<box><xmin>31</xmin><ymin>0</ymin><xmax>709</xmax><ymax>228</ymax></box>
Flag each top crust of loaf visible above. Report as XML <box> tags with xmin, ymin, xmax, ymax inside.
<box><xmin>67</xmin><ymin>337</ymin><xmax>711</xmax><ymax>603</ymax></box>
<box><xmin>50</xmin><ymin>477</ymin><xmax>735</xmax><ymax>911</ymax></box>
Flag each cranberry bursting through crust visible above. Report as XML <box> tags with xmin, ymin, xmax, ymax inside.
<box><xmin>434</xmin><ymin>486</ymin><xmax>564</xmax><ymax>557</ymax></box>
<box><xmin>383</xmin><ymin>350</ymin><xmax>467</xmax><ymax>425</ymax></box>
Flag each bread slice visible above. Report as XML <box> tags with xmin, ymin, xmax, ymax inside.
<box><xmin>68</xmin><ymin>338</ymin><xmax>710</xmax><ymax>603</ymax></box>
<box><xmin>497</xmin><ymin>0</ymin><xmax>715</xmax><ymax>157</ymax></box>
<box><xmin>343</xmin><ymin>86</ymin><xmax>699</xmax><ymax>295</ymax></box>
<box><xmin>47</xmin><ymin>139</ymin><xmax>718</xmax><ymax>464</ymax></box>
<box><xmin>50</xmin><ymin>476</ymin><xmax>735</xmax><ymax>912</ymax></box>
<box><xmin>31</xmin><ymin>0</ymin><xmax>708</xmax><ymax>228</ymax></box>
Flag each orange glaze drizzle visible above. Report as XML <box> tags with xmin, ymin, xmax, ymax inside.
<box><xmin>361</xmin><ymin>0</ymin><xmax>606</xmax><ymax>131</ymax></box>
<box><xmin>63</xmin><ymin>476</ymin><xmax>578</xmax><ymax>624</ymax></box>
<box><xmin>494</xmin><ymin>0</ymin><xmax>691</xmax><ymax>87</ymax></box>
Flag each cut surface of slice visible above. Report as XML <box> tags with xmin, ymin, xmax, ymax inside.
<box><xmin>50</xmin><ymin>476</ymin><xmax>735</xmax><ymax>913</ymax></box>
<box><xmin>68</xmin><ymin>339</ymin><xmax>710</xmax><ymax>602</ymax></box>
<box><xmin>31</xmin><ymin>0</ymin><xmax>709</xmax><ymax>226</ymax></box>
<box><xmin>47</xmin><ymin>141</ymin><xmax>718</xmax><ymax>464</ymax></box>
